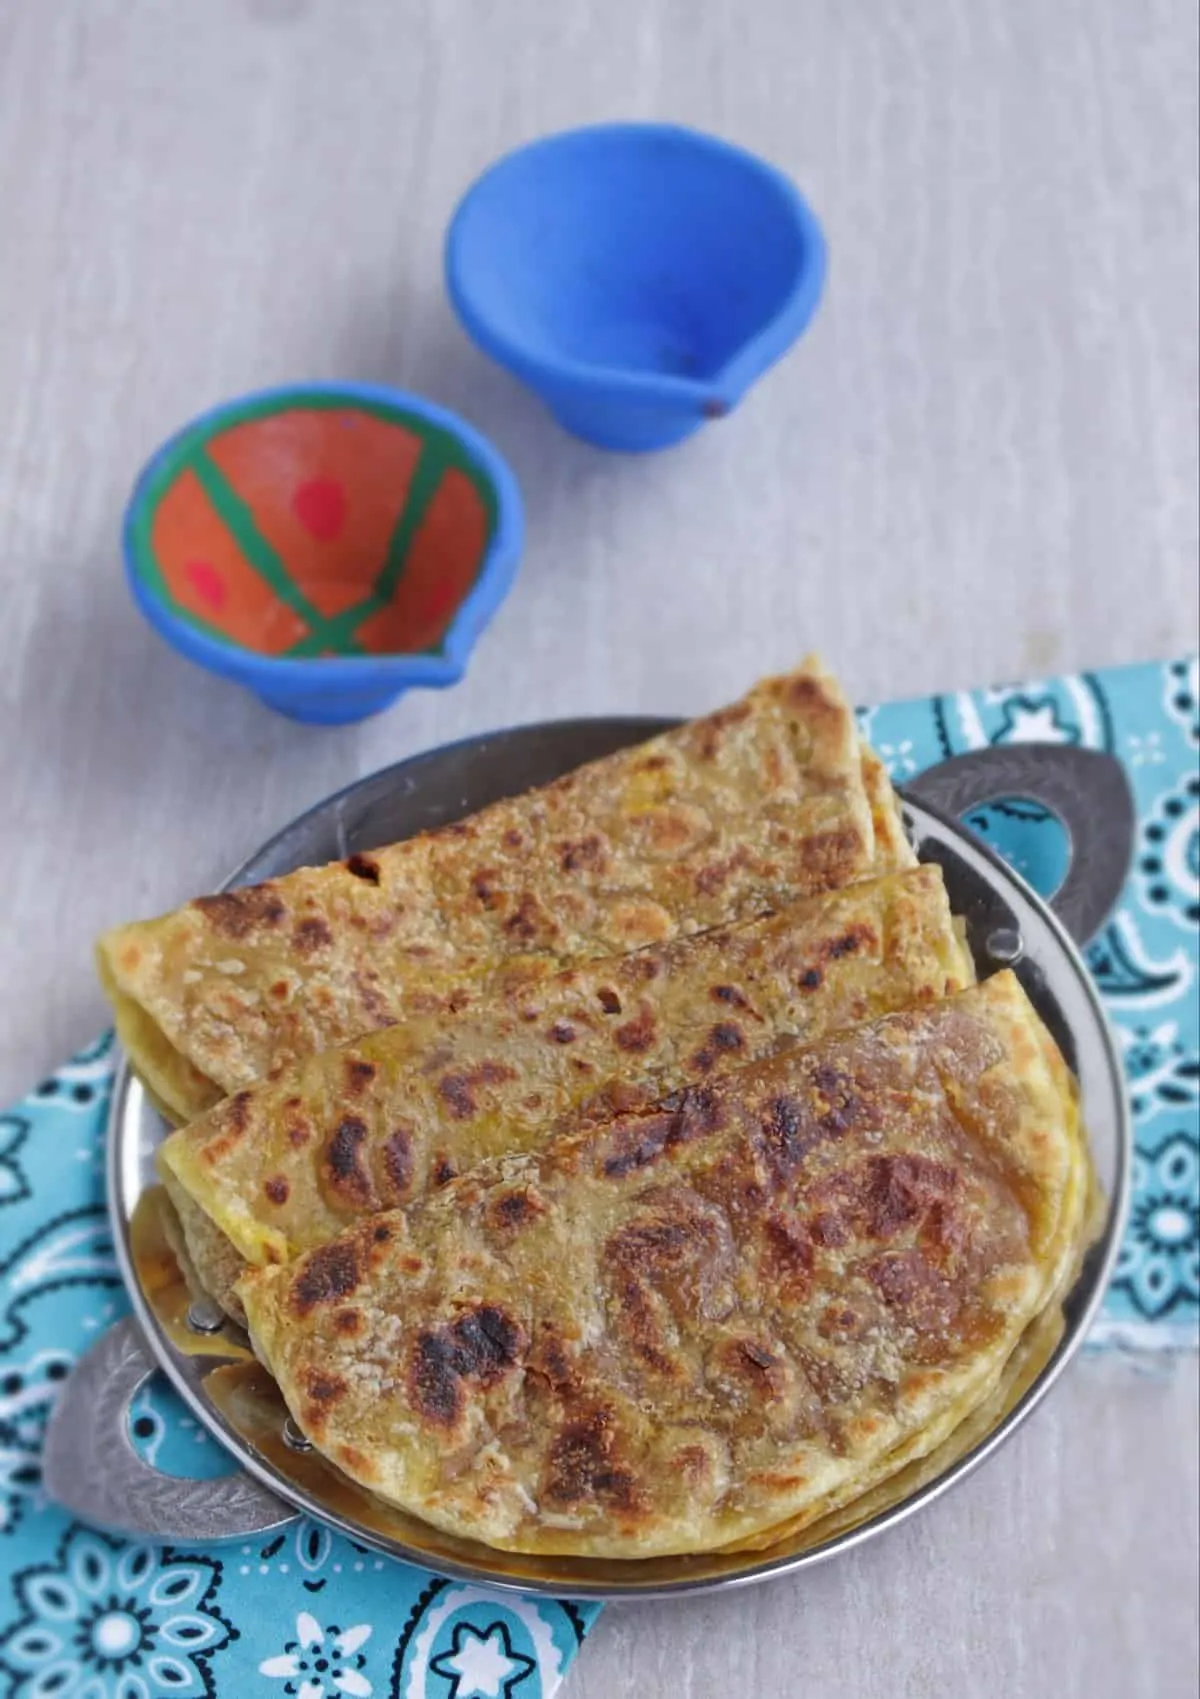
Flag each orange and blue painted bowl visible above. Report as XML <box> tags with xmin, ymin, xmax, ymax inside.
<box><xmin>123</xmin><ymin>384</ymin><xmax>523</xmax><ymax>724</ymax></box>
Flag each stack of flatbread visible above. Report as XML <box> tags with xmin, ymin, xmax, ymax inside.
<box><xmin>97</xmin><ymin>659</ymin><xmax>1095</xmax><ymax>1560</ymax></box>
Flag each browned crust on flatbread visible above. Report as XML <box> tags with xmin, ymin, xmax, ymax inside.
<box><xmin>98</xmin><ymin>661</ymin><xmax>903</xmax><ymax>1120</ymax></box>
<box><xmin>159</xmin><ymin>866</ymin><xmax>973</xmax><ymax>1300</ymax></box>
<box><xmin>240</xmin><ymin>973</ymin><xmax>1086</xmax><ymax>1559</ymax></box>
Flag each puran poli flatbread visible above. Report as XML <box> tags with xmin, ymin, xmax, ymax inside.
<box><xmin>860</xmin><ymin>744</ymin><xmax>914</xmax><ymax>871</ymax></box>
<box><xmin>97</xmin><ymin>660</ymin><xmax>911</xmax><ymax>1123</ymax></box>
<box><xmin>159</xmin><ymin>866</ymin><xmax>971</xmax><ymax>1318</ymax></box>
<box><xmin>240</xmin><ymin>973</ymin><xmax>1088</xmax><ymax>1560</ymax></box>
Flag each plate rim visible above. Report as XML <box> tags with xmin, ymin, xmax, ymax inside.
<box><xmin>104</xmin><ymin>715</ymin><xmax>1130</xmax><ymax>1599</ymax></box>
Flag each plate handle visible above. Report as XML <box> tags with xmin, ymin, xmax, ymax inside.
<box><xmin>902</xmin><ymin>743</ymin><xmax>1135</xmax><ymax>945</ymax></box>
<box><xmin>43</xmin><ymin>1315</ymin><xmax>298</xmax><ymax>1543</ymax></box>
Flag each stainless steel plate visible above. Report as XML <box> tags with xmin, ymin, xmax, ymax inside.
<box><xmin>48</xmin><ymin>722</ymin><xmax>1133</xmax><ymax>1599</ymax></box>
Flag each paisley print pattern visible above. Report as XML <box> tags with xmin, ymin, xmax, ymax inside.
<box><xmin>0</xmin><ymin>1528</ymin><xmax>235</xmax><ymax>1698</ymax></box>
<box><xmin>1135</xmin><ymin>771</ymin><xmax>1200</xmax><ymax>934</ymax></box>
<box><xmin>0</xmin><ymin>1019</ymin><xmax>597</xmax><ymax>1696</ymax></box>
<box><xmin>0</xmin><ymin>656</ymin><xmax>1194</xmax><ymax>1695</ymax></box>
<box><xmin>868</xmin><ymin>655</ymin><xmax>1199</xmax><ymax>1347</ymax></box>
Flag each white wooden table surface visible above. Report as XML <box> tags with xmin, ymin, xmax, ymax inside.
<box><xmin>1</xmin><ymin>3</ymin><xmax>1197</xmax><ymax>1695</ymax></box>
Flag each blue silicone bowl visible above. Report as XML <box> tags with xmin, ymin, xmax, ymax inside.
<box><xmin>123</xmin><ymin>383</ymin><xmax>523</xmax><ymax>725</ymax></box>
<box><xmin>446</xmin><ymin>123</ymin><xmax>827</xmax><ymax>452</ymax></box>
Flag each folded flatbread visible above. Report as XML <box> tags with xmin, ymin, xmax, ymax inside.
<box><xmin>97</xmin><ymin>659</ymin><xmax>913</xmax><ymax>1123</ymax></box>
<box><xmin>239</xmin><ymin>972</ymin><xmax>1089</xmax><ymax>1559</ymax></box>
<box><xmin>159</xmin><ymin>865</ymin><xmax>972</xmax><ymax>1318</ymax></box>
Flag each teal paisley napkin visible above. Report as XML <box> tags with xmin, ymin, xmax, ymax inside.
<box><xmin>862</xmin><ymin>654</ymin><xmax>1199</xmax><ymax>1349</ymax></box>
<box><xmin>1</xmin><ymin>654</ymin><xmax>1196</xmax><ymax>1697</ymax></box>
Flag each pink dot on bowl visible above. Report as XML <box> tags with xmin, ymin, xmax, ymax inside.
<box><xmin>292</xmin><ymin>478</ymin><xmax>347</xmax><ymax>542</ymax></box>
<box><xmin>184</xmin><ymin>559</ymin><xmax>227</xmax><ymax>610</ymax></box>
<box><xmin>419</xmin><ymin>578</ymin><xmax>460</xmax><ymax>622</ymax></box>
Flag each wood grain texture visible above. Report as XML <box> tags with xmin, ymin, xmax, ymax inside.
<box><xmin>0</xmin><ymin>1</ymin><xmax>1195</xmax><ymax>1694</ymax></box>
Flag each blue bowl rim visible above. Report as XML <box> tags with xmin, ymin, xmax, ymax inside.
<box><xmin>122</xmin><ymin>380</ymin><xmax>525</xmax><ymax>697</ymax></box>
<box><xmin>445</xmin><ymin>121</ymin><xmax>828</xmax><ymax>415</ymax></box>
